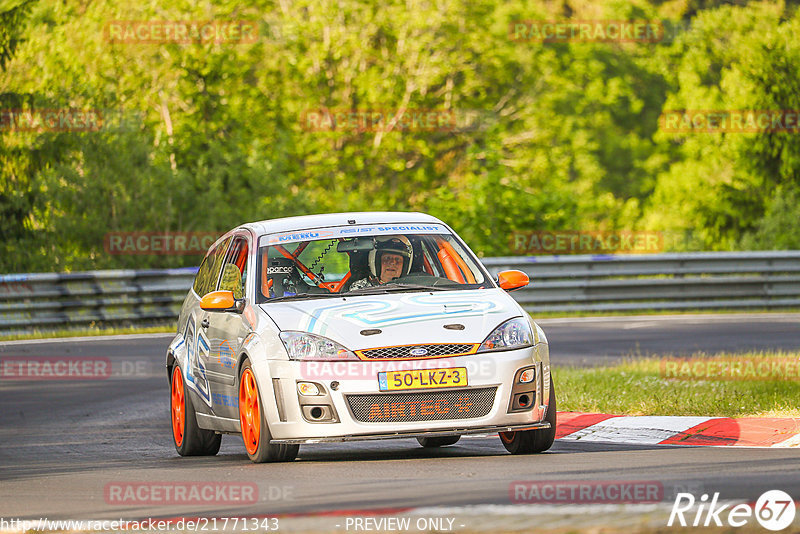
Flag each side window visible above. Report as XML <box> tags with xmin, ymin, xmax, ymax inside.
<box><xmin>442</xmin><ymin>237</ymin><xmax>482</xmax><ymax>284</ymax></box>
<box><xmin>192</xmin><ymin>256</ymin><xmax>211</xmax><ymax>295</ymax></box>
<box><xmin>192</xmin><ymin>237</ymin><xmax>231</xmax><ymax>296</ymax></box>
<box><xmin>419</xmin><ymin>236</ymin><xmax>483</xmax><ymax>284</ymax></box>
<box><xmin>419</xmin><ymin>240</ymin><xmax>443</xmax><ymax>277</ymax></box>
<box><xmin>218</xmin><ymin>237</ymin><xmax>248</xmax><ymax>299</ymax></box>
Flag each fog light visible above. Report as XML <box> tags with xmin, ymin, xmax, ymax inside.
<box><xmin>519</xmin><ymin>368</ymin><xmax>535</xmax><ymax>383</ymax></box>
<box><xmin>297</xmin><ymin>382</ymin><xmax>320</xmax><ymax>396</ymax></box>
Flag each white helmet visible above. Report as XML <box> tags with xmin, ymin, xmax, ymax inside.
<box><xmin>368</xmin><ymin>236</ymin><xmax>413</xmax><ymax>278</ymax></box>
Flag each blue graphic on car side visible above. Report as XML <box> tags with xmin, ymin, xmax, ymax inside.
<box><xmin>181</xmin><ymin>314</ymin><xmax>213</xmax><ymax>407</ymax></box>
<box><xmin>212</xmin><ymin>392</ymin><xmax>238</xmax><ymax>408</ymax></box>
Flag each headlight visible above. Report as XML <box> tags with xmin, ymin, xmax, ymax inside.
<box><xmin>477</xmin><ymin>318</ymin><xmax>534</xmax><ymax>353</ymax></box>
<box><xmin>279</xmin><ymin>331</ymin><xmax>357</xmax><ymax>361</ymax></box>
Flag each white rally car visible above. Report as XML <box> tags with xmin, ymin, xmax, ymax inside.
<box><xmin>167</xmin><ymin>212</ymin><xmax>556</xmax><ymax>462</ymax></box>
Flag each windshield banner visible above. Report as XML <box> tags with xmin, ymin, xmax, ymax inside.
<box><xmin>259</xmin><ymin>224</ymin><xmax>448</xmax><ymax>247</ymax></box>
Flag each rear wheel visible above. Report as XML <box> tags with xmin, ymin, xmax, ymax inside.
<box><xmin>499</xmin><ymin>378</ymin><xmax>557</xmax><ymax>454</ymax></box>
<box><xmin>417</xmin><ymin>435</ymin><xmax>461</xmax><ymax>448</ymax></box>
<box><xmin>170</xmin><ymin>365</ymin><xmax>221</xmax><ymax>456</ymax></box>
<box><xmin>238</xmin><ymin>359</ymin><xmax>298</xmax><ymax>463</ymax></box>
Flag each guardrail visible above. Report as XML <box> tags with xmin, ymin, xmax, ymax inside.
<box><xmin>1</xmin><ymin>251</ymin><xmax>798</xmax><ymax>332</ymax></box>
<box><xmin>0</xmin><ymin>268</ymin><xmax>197</xmax><ymax>332</ymax></box>
<box><xmin>482</xmin><ymin>251</ymin><xmax>800</xmax><ymax>312</ymax></box>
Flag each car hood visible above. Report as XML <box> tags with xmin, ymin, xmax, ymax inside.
<box><xmin>260</xmin><ymin>289</ymin><xmax>522</xmax><ymax>350</ymax></box>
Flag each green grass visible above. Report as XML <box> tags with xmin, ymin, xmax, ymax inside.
<box><xmin>555</xmin><ymin>350</ymin><xmax>800</xmax><ymax>418</ymax></box>
<box><xmin>0</xmin><ymin>324</ymin><xmax>175</xmax><ymax>341</ymax></box>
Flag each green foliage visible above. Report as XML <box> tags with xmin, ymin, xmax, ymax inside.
<box><xmin>645</xmin><ymin>3</ymin><xmax>800</xmax><ymax>250</ymax></box>
<box><xmin>741</xmin><ymin>185</ymin><xmax>800</xmax><ymax>250</ymax></box>
<box><xmin>0</xmin><ymin>0</ymin><xmax>798</xmax><ymax>272</ymax></box>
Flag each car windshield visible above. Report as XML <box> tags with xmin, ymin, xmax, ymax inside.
<box><xmin>255</xmin><ymin>224</ymin><xmax>490</xmax><ymax>302</ymax></box>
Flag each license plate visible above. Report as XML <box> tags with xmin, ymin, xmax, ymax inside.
<box><xmin>378</xmin><ymin>368</ymin><xmax>468</xmax><ymax>391</ymax></box>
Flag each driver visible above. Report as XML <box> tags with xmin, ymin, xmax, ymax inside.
<box><xmin>349</xmin><ymin>236</ymin><xmax>412</xmax><ymax>290</ymax></box>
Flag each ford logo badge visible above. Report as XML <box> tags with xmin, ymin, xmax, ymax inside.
<box><xmin>409</xmin><ymin>348</ymin><xmax>428</xmax><ymax>357</ymax></box>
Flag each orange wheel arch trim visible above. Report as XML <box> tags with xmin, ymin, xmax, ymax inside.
<box><xmin>171</xmin><ymin>366</ymin><xmax>185</xmax><ymax>447</ymax></box>
<box><xmin>239</xmin><ymin>368</ymin><xmax>261</xmax><ymax>455</ymax></box>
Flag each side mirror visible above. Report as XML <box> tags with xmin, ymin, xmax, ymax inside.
<box><xmin>200</xmin><ymin>290</ymin><xmax>245</xmax><ymax>313</ymax></box>
<box><xmin>496</xmin><ymin>270</ymin><xmax>529</xmax><ymax>291</ymax></box>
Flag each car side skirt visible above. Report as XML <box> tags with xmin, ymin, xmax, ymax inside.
<box><xmin>197</xmin><ymin>413</ymin><xmax>240</xmax><ymax>433</ymax></box>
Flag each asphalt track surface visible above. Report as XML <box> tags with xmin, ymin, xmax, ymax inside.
<box><xmin>540</xmin><ymin>312</ymin><xmax>800</xmax><ymax>366</ymax></box>
<box><xmin>0</xmin><ymin>313</ymin><xmax>799</xmax><ymax>526</ymax></box>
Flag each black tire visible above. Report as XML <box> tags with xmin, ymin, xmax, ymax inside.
<box><xmin>170</xmin><ymin>365</ymin><xmax>222</xmax><ymax>456</ymax></box>
<box><xmin>499</xmin><ymin>378</ymin><xmax>557</xmax><ymax>454</ymax></box>
<box><xmin>417</xmin><ymin>435</ymin><xmax>461</xmax><ymax>448</ymax></box>
<box><xmin>238</xmin><ymin>359</ymin><xmax>299</xmax><ymax>463</ymax></box>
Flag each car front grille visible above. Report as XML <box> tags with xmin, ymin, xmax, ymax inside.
<box><xmin>347</xmin><ymin>387</ymin><xmax>497</xmax><ymax>423</ymax></box>
<box><xmin>355</xmin><ymin>343</ymin><xmax>478</xmax><ymax>360</ymax></box>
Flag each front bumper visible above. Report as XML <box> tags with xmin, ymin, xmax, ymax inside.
<box><xmin>255</xmin><ymin>344</ymin><xmax>552</xmax><ymax>443</ymax></box>
<box><xmin>270</xmin><ymin>422</ymin><xmax>551</xmax><ymax>444</ymax></box>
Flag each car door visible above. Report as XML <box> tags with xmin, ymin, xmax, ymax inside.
<box><xmin>204</xmin><ymin>233</ymin><xmax>252</xmax><ymax>418</ymax></box>
<box><xmin>184</xmin><ymin>236</ymin><xmax>231</xmax><ymax>412</ymax></box>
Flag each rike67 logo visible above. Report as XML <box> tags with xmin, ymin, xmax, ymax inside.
<box><xmin>669</xmin><ymin>490</ymin><xmax>796</xmax><ymax>531</ymax></box>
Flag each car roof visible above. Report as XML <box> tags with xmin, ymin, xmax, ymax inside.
<box><xmin>239</xmin><ymin>211</ymin><xmax>446</xmax><ymax>236</ymax></box>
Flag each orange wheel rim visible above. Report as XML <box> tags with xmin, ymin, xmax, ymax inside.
<box><xmin>171</xmin><ymin>367</ymin><xmax>185</xmax><ymax>447</ymax></box>
<box><xmin>499</xmin><ymin>431</ymin><xmax>515</xmax><ymax>444</ymax></box>
<box><xmin>239</xmin><ymin>369</ymin><xmax>261</xmax><ymax>455</ymax></box>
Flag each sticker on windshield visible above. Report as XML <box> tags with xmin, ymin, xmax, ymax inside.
<box><xmin>260</xmin><ymin>224</ymin><xmax>447</xmax><ymax>247</ymax></box>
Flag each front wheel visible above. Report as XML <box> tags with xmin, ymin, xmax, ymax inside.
<box><xmin>499</xmin><ymin>378</ymin><xmax>557</xmax><ymax>454</ymax></box>
<box><xmin>417</xmin><ymin>435</ymin><xmax>461</xmax><ymax>448</ymax></box>
<box><xmin>170</xmin><ymin>365</ymin><xmax>221</xmax><ymax>456</ymax></box>
<box><xmin>238</xmin><ymin>359</ymin><xmax>298</xmax><ymax>463</ymax></box>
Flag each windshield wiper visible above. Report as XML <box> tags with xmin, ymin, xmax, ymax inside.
<box><xmin>386</xmin><ymin>282</ymin><xmax>460</xmax><ymax>291</ymax></box>
<box><xmin>344</xmin><ymin>283</ymin><xmax>457</xmax><ymax>295</ymax></box>
<box><xmin>265</xmin><ymin>293</ymin><xmax>344</xmax><ymax>303</ymax></box>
